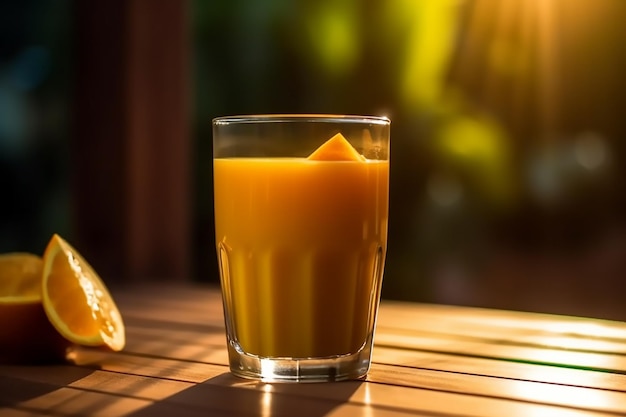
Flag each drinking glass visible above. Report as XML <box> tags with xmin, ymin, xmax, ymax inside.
<box><xmin>212</xmin><ymin>114</ymin><xmax>390</xmax><ymax>382</ymax></box>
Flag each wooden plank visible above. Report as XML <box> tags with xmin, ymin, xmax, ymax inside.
<box><xmin>374</xmin><ymin>331</ymin><xmax>626</xmax><ymax>373</ymax></box>
<box><xmin>376</xmin><ymin>314</ymin><xmax>626</xmax><ymax>354</ymax></box>
<box><xmin>112</xmin><ymin>324</ymin><xmax>626</xmax><ymax>414</ymax></box>
<box><xmin>111</xmin><ymin>286</ymin><xmax>626</xmax><ymax>383</ymax></box>
<box><xmin>225</xmin><ymin>375</ymin><xmax>617</xmax><ymax>417</ymax></box>
<box><xmin>1</xmin><ymin>369</ymin><xmax>394</xmax><ymax>417</ymax></box>
<box><xmin>115</xmin><ymin>285</ymin><xmax>626</xmax><ymax>352</ymax></box>
<box><xmin>1</xmin><ymin>361</ymin><xmax>616</xmax><ymax>417</ymax></box>
<box><xmin>121</xmin><ymin>311</ymin><xmax>626</xmax><ymax>368</ymax></box>
<box><xmin>17</xmin><ymin>388</ymin><xmax>150</xmax><ymax>417</ymax></box>
<box><xmin>0</xmin><ymin>409</ymin><xmax>55</xmax><ymax>417</ymax></box>
<box><xmin>8</xmin><ymin>284</ymin><xmax>626</xmax><ymax>416</ymax></box>
<box><xmin>378</xmin><ymin>301</ymin><xmax>626</xmax><ymax>341</ymax></box>
<box><xmin>0</xmin><ymin>373</ymin><xmax>151</xmax><ymax>417</ymax></box>
<box><xmin>367</xmin><ymin>364</ymin><xmax>626</xmax><ymax>415</ymax></box>
<box><xmin>113</xmin><ymin>284</ymin><xmax>224</xmax><ymax>325</ymax></box>
<box><xmin>373</xmin><ymin>347</ymin><xmax>626</xmax><ymax>392</ymax></box>
<box><xmin>113</xmin><ymin>289</ymin><xmax>626</xmax><ymax>373</ymax></box>
<box><xmin>114</xmin><ymin>283</ymin><xmax>626</xmax><ymax>366</ymax></box>
<box><xmin>119</xmin><ymin>323</ymin><xmax>626</xmax><ymax>393</ymax></box>
<box><xmin>67</xmin><ymin>348</ymin><xmax>626</xmax><ymax>414</ymax></box>
<box><xmin>376</xmin><ymin>323</ymin><xmax>626</xmax><ymax>355</ymax></box>
<box><xmin>125</xmin><ymin>323</ymin><xmax>226</xmax><ymax>348</ymax></box>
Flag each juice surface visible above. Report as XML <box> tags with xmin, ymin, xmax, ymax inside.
<box><xmin>214</xmin><ymin>157</ymin><xmax>389</xmax><ymax>358</ymax></box>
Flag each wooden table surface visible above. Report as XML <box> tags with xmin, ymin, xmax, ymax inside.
<box><xmin>2</xmin><ymin>283</ymin><xmax>626</xmax><ymax>416</ymax></box>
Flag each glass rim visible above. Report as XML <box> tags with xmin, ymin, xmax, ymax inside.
<box><xmin>212</xmin><ymin>114</ymin><xmax>390</xmax><ymax>126</ymax></box>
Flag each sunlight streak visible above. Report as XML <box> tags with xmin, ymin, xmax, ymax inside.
<box><xmin>19</xmin><ymin>387</ymin><xmax>150</xmax><ymax>417</ymax></box>
<box><xmin>536</xmin><ymin>0</ymin><xmax>560</xmax><ymax>138</ymax></box>
<box><xmin>260</xmin><ymin>384</ymin><xmax>273</xmax><ymax>417</ymax></box>
<box><xmin>511</xmin><ymin>362</ymin><xmax>622</xmax><ymax>416</ymax></box>
<box><xmin>450</xmin><ymin>0</ymin><xmax>572</xmax><ymax>141</ymax></box>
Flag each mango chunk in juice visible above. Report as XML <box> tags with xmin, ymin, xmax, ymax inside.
<box><xmin>307</xmin><ymin>133</ymin><xmax>365</xmax><ymax>161</ymax></box>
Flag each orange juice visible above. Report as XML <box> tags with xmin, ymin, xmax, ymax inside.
<box><xmin>214</xmin><ymin>157</ymin><xmax>388</xmax><ymax>358</ymax></box>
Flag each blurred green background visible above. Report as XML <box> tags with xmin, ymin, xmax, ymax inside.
<box><xmin>2</xmin><ymin>0</ymin><xmax>626</xmax><ymax>320</ymax></box>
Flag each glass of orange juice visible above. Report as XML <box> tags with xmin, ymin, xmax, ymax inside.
<box><xmin>212</xmin><ymin>114</ymin><xmax>390</xmax><ymax>382</ymax></box>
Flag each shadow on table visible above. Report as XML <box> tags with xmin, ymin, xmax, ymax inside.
<box><xmin>126</xmin><ymin>371</ymin><xmax>364</xmax><ymax>417</ymax></box>
<box><xmin>0</xmin><ymin>365</ymin><xmax>96</xmax><ymax>408</ymax></box>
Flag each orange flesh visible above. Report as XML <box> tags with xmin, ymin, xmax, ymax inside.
<box><xmin>45</xmin><ymin>251</ymin><xmax>100</xmax><ymax>338</ymax></box>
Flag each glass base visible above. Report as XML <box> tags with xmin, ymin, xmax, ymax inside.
<box><xmin>227</xmin><ymin>341</ymin><xmax>372</xmax><ymax>383</ymax></box>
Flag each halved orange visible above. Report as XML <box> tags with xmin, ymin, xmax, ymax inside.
<box><xmin>42</xmin><ymin>234</ymin><xmax>125</xmax><ymax>351</ymax></box>
<box><xmin>0</xmin><ymin>253</ymin><xmax>70</xmax><ymax>363</ymax></box>
<box><xmin>0</xmin><ymin>253</ymin><xmax>42</xmax><ymax>302</ymax></box>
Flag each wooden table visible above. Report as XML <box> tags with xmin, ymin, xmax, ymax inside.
<box><xmin>2</xmin><ymin>284</ymin><xmax>626</xmax><ymax>416</ymax></box>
